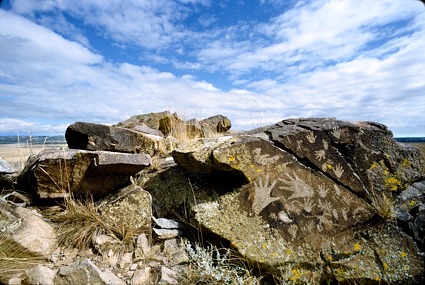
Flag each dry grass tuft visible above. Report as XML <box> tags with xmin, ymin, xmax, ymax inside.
<box><xmin>0</xmin><ymin>234</ymin><xmax>45</xmax><ymax>280</ymax></box>
<box><xmin>50</xmin><ymin>195</ymin><xmax>141</xmax><ymax>254</ymax></box>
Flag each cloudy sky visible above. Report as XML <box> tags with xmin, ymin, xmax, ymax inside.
<box><xmin>0</xmin><ymin>0</ymin><xmax>424</xmax><ymax>136</ymax></box>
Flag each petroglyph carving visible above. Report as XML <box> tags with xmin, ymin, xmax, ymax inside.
<box><xmin>253</xmin><ymin>148</ymin><xmax>280</xmax><ymax>166</ymax></box>
<box><xmin>316</xmin><ymin>210</ymin><xmax>333</xmax><ymax>232</ymax></box>
<box><xmin>288</xmin><ymin>224</ymin><xmax>298</xmax><ymax>239</ymax></box>
<box><xmin>323</xmin><ymin>139</ymin><xmax>329</xmax><ymax>150</ymax></box>
<box><xmin>331</xmin><ymin>127</ymin><xmax>342</xmax><ymax>139</ymax></box>
<box><xmin>296</xmin><ymin>140</ymin><xmax>302</xmax><ymax>151</ymax></box>
<box><xmin>279</xmin><ymin>172</ymin><xmax>315</xmax><ymax>200</ymax></box>
<box><xmin>301</xmin><ymin>198</ymin><xmax>315</xmax><ymax>213</ymax></box>
<box><xmin>321</xmin><ymin>163</ymin><xmax>327</xmax><ymax>172</ymax></box>
<box><xmin>333</xmin><ymin>185</ymin><xmax>341</xmax><ymax>197</ymax></box>
<box><xmin>332</xmin><ymin>209</ymin><xmax>339</xmax><ymax>219</ymax></box>
<box><xmin>306</xmin><ymin>131</ymin><xmax>317</xmax><ymax>143</ymax></box>
<box><xmin>318</xmin><ymin>185</ymin><xmax>329</xmax><ymax>198</ymax></box>
<box><xmin>341</xmin><ymin>208</ymin><xmax>349</xmax><ymax>221</ymax></box>
<box><xmin>333</xmin><ymin>163</ymin><xmax>344</xmax><ymax>178</ymax></box>
<box><xmin>252</xmin><ymin>175</ymin><xmax>280</xmax><ymax>215</ymax></box>
<box><xmin>305</xmin><ymin>220</ymin><xmax>315</xmax><ymax>232</ymax></box>
<box><xmin>315</xmin><ymin>150</ymin><xmax>326</xmax><ymax>161</ymax></box>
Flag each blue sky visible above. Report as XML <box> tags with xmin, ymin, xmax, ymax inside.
<box><xmin>0</xmin><ymin>0</ymin><xmax>424</xmax><ymax>136</ymax></box>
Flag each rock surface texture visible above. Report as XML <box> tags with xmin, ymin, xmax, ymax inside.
<box><xmin>172</xmin><ymin>118</ymin><xmax>425</xmax><ymax>284</ymax></box>
<box><xmin>1</xmin><ymin>115</ymin><xmax>424</xmax><ymax>284</ymax></box>
<box><xmin>18</xmin><ymin>148</ymin><xmax>151</xmax><ymax>199</ymax></box>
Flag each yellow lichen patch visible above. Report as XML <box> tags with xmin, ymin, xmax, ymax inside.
<box><xmin>286</xmin><ymin>249</ymin><xmax>292</xmax><ymax>255</ymax></box>
<box><xmin>409</xmin><ymin>200</ymin><xmax>416</xmax><ymax>207</ymax></box>
<box><xmin>289</xmin><ymin>268</ymin><xmax>301</xmax><ymax>282</ymax></box>
<box><xmin>326</xmin><ymin>164</ymin><xmax>333</xmax><ymax>170</ymax></box>
<box><xmin>402</xmin><ymin>159</ymin><xmax>410</xmax><ymax>168</ymax></box>
<box><xmin>228</xmin><ymin>155</ymin><xmax>236</xmax><ymax>162</ymax></box>
<box><xmin>353</xmin><ymin>243</ymin><xmax>361</xmax><ymax>251</ymax></box>
<box><xmin>375</xmin><ymin>276</ymin><xmax>382</xmax><ymax>282</ymax></box>
<box><xmin>325</xmin><ymin>255</ymin><xmax>333</xmax><ymax>262</ymax></box>
<box><xmin>384</xmin><ymin>175</ymin><xmax>402</xmax><ymax>191</ymax></box>
<box><xmin>382</xmin><ymin>262</ymin><xmax>389</xmax><ymax>271</ymax></box>
<box><xmin>369</xmin><ymin>161</ymin><xmax>380</xmax><ymax>170</ymax></box>
<box><xmin>400</xmin><ymin>251</ymin><xmax>407</xmax><ymax>258</ymax></box>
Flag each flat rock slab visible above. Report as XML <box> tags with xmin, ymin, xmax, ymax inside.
<box><xmin>66</xmin><ymin>122</ymin><xmax>162</xmax><ymax>156</ymax></box>
<box><xmin>18</xmin><ymin>148</ymin><xmax>151</xmax><ymax>199</ymax></box>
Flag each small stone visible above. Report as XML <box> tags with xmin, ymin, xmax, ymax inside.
<box><xmin>131</xmin><ymin>267</ymin><xmax>151</xmax><ymax>285</ymax></box>
<box><xmin>159</xmin><ymin>266</ymin><xmax>178</xmax><ymax>284</ymax></box>
<box><xmin>129</xmin><ymin>263</ymin><xmax>138</xmax><ymax>271</ymax></box>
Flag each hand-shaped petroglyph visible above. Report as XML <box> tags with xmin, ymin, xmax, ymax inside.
<box><xmin>318</xmin><ymin>185</ymin><xmax>329</xmax><ymax>198</ymax></box>
<box><xmin>252</xmin><ymin>175</ymin><xmax>280</xmax><ymax>215</ymax></box>
<box><xmin>253</xmin><ymin>148</ymin><xmax>280</xmax><ymax>166</ymax></box>
<box><xmin>331</xmin><ymin>127</ymin><xmax>342</xmax><ymax>140</ymax></box>
<box><xmin>315</xmin><ymin>150</ymin><xmax>326</xmax><ymax>161</ymax></box>
<box><xmin>279</xmin><ymin>172</ymin><xmax>315</xmax><ymax>200</ymax></box>
<box><xmin>333</xmin><ymin>163</ymin><xmax>344</xmax><ymax>178</ymax></box>
<box><xmin>306</xmin><ymin>131</ymin><xmax>317</xmax><ymax>143</ymax></box>
<box><xmin>288</xmin><ymin>224</ymin><xmax>298</xmax><ymax>239</ymax></box>
<box><xmin>322</xmin><ymin>139</ymin><xmax>329</xmax><ymax>150</ymax></box>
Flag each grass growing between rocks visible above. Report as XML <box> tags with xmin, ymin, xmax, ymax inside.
<box><xmin>0</xmin><ymin>234</ymin><xmax>45</xmax><ymax>281</ymax></box>
<box><xmin>50</xmin><ymin>195</ymin><xmax>142</xmax><ymax>255</ymax></box>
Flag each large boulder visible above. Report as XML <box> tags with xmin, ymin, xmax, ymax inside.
<box><xmin>18</xmin><ymin>148</ymin><xmax>151</xmax><ymax>199</ymax></box>
<box><xmin>66</xmin><ymin>122</ymin><xmax>163</xmax><ymax>156</ymax></box>
<box><xmin>172</xmin><ymin>118</ymin><xmax>425</xmax><ymax>283</ymax></box>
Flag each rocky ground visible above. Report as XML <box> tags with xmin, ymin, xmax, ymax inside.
<box><xmin>1</xmin><ymin>111</ymin><xmax>425</xmax><ymax>285</ymax></box>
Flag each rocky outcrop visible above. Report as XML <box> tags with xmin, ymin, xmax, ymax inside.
<box><xmin>66</xmin><ymin>122</ymin><xmax>163</xmax><ymax>156</ymax></box>
<box><xmin>172</xmin><ymin>118</ymin><xmax>425</xmax><ymax>284</ymax></box>
<box><xmin>2</xmin><ymin>115</ymin><xmax>424</xmax><ymax>284</ymax></box>
<box><xmin>17</xmin><ymin>148</ymin><xmax>151</xmax><ymax>199</ymax></box>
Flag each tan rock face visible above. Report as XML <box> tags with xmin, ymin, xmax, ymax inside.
<box><xmin>18</xmin><ymin>149</ymin><xmax>151</xmax><ymax>199</ymax></box>
<box><xmin>172</xmin><ymin>118</ymin><xmax>425</xmax><ymax>283</ymax></box>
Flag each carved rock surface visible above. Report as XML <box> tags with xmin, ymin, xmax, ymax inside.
<box><xmin>18</xmin><ymin>148</ymin><xmax>151</xmax><ymax>199</ymax></box>
<box><xmin>66</xmin><ymin>122</ymin><xmax>162</xmax><ymax>156</ymax></box>
<box><xmin>172</xmin><ymin>118</ymin><xmax>425</xmax><ymax>283</ymax></box>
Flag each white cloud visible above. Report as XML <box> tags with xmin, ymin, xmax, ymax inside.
<box><xmin>1</xmin><ymin>1</ymin><xmax>425</xmax><ymax>137</ymax></box>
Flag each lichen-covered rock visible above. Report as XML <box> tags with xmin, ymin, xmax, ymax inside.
<box><xmin>98</xmin><ymin>184</ymin><xmax>152</xmax><ymax>243</ymax></box>
<box><xmin>18</xmin><ymin>148</ymin><xmax>151</xmax><ymax>199</ymax></box>
<box><xmin>172</xmin><ymin>118</ymin><xmax>425</xmax><ymax>283</ymax></box>
<box><xmin>200</xmin><ymin>114</ymin><xmax>232</xmax><ymax>135</ymax></box>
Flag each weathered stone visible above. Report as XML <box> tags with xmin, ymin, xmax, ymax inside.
<box><xmin>0</xmin><ymin>157</ymin><xmax>15</xmax><ymax>173</ymax></box>
<box><xmin>115</xmin><ymin>111</ymin><xmax>173</xmax><ymax>130</ymax></box>
<box><xmin>163</xmin><ymin>239</ymin><xmax>189</xmax><ymax>265</ymax></box>
<box><xmin>66</xmin><ymin>122</ymin><xmax>162</xmax><ymax>156</ymax></box>
<box><xmin>7</xmin><ymin>207</ymin><xmax>56</xmax><ymax>258</ymax></box>
<box><xmin>159</xmin><ymin>266</ymin><xmax>179</xmax><ymax>284</ymax></box>
<box><xmin>54</xmin><ymin>258</ymin><xmax>125</xmax><ymax>285</ymax></box>
<box><xmin>131</xmin><ymin>267</ymin><xmax>151</xmax><ymax>285</ymax></box>
<box><xmin>172</xmin><ymin>118</ymin><xmax>425</xmax><ymax>283</ymax></box>
<box><xmin>18</xmin><ymin>148</ymin><xmax>151</xmax><ymax>199</ymax></box>
<box><xmin>98</xmin><ymin>184</ymin><xmax>152</xmax><ymax>241</ymax></box>
<box><xmin>159</xmin><ymin>115</ymin><xmax>185</xmax><ymax>136</ymax></box>
<box><xmin>23</xmin><ymin>265</ymin><xmax>56</xmax><ymax>285</ymax></box>
<box><xmin>200</xmin><ymin>114</ymin><xmax>232</xmax><ymax>135</ymax></box>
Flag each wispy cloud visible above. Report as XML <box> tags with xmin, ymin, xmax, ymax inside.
<box><xmin>1</xmin><ymin>0</ymin><xmax>424</xmax><ymax>136</ymax></box>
